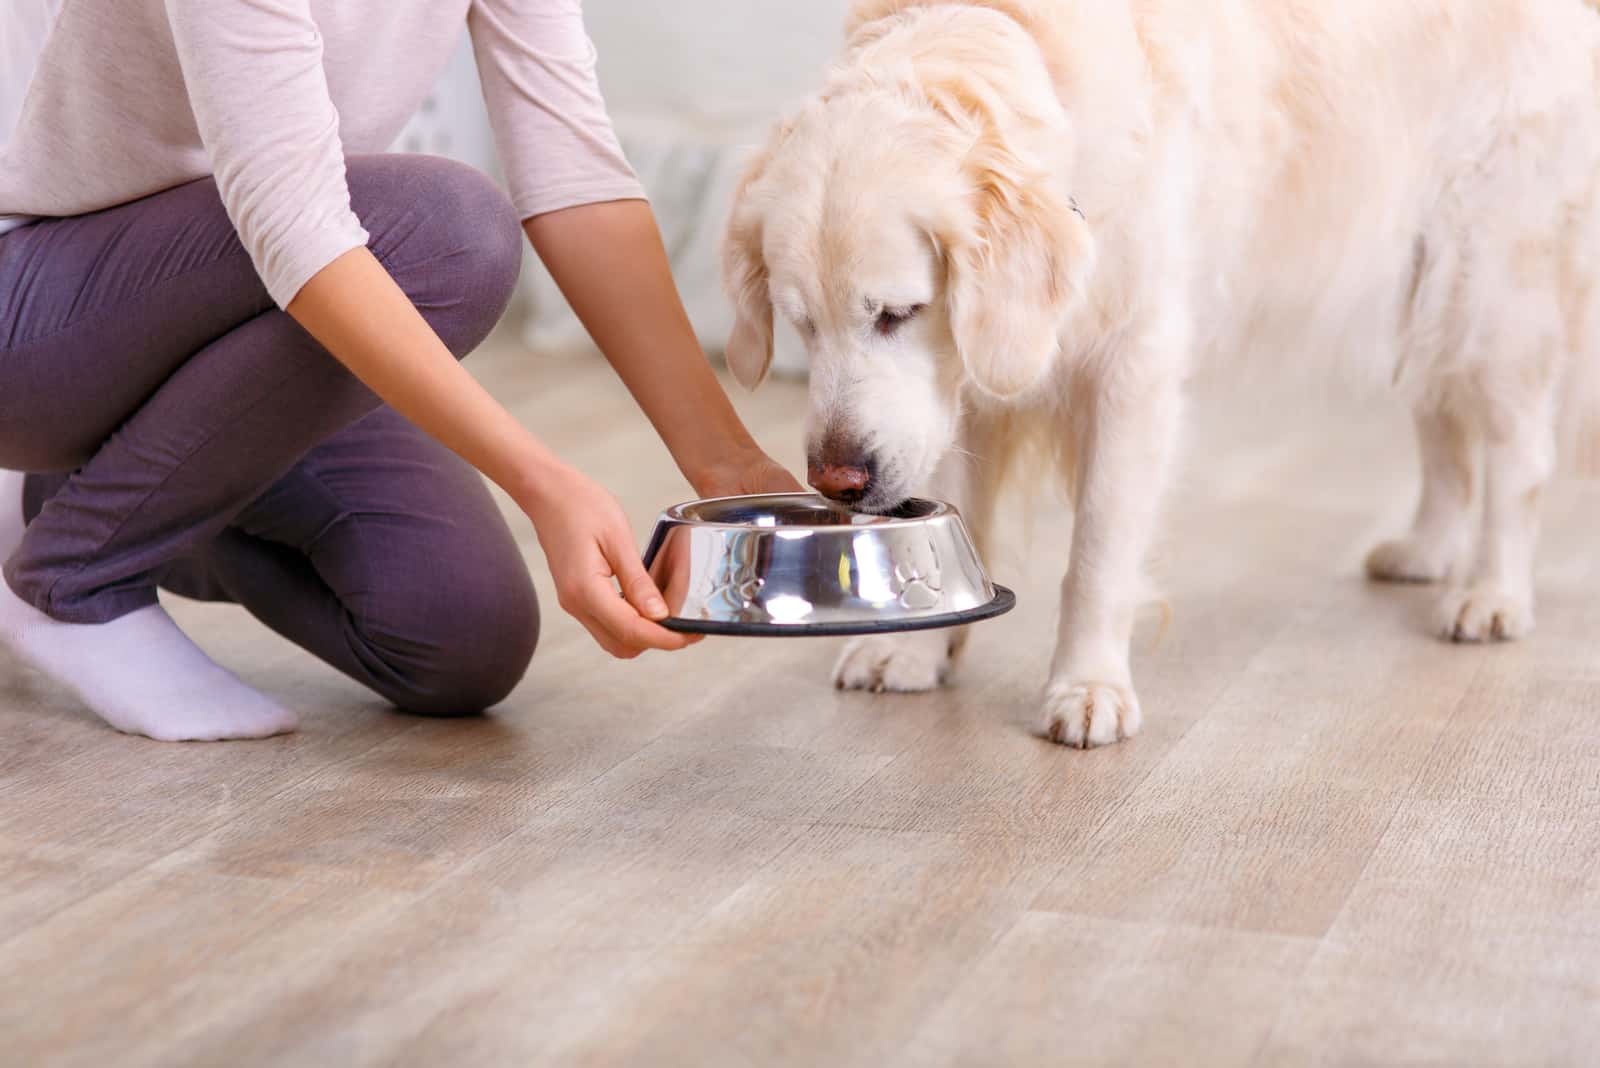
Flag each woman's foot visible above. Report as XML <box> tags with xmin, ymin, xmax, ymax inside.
<box><xmin>0</xmin><ymin>471</ymin><xmax>297</xmax><ymax>742</ymax></box>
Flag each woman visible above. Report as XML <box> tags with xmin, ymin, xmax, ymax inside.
<box><xmin>0</xmin><ymin>1</ymin><xmax>799</xmax><ymax>741</ymax></box>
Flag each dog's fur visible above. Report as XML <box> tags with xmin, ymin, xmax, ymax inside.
<box><xmin>722</xmin><ymin>0</ymin><xmax>1600</xmax><ymax>747</ymax></box>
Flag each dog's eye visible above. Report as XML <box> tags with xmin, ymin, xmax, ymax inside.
<box><xmin>875</xmin><ymin>304</ymin><xmax>925</xmax><ymax>336</ymax></box>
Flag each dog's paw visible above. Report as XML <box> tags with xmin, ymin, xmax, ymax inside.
<box><xmin>1365</xmin><ymin>537</ymin><xmax>1455</xmax><ymax>585</ymax></box>
<box><xmin>833</xmin><ymin>635</ymin><xmax>949</xmax><ymax>693</ymax></box>
<box><xmin>1435</xmin><ymin>584</ymin><xmax>1534</xmax><ymax>643</ymax></box>
<box><xmin>1041</xmin><ymin>681</ymin><xmax>1142</xmax><ymax>749</ymax></box>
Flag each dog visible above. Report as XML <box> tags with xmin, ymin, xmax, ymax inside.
<box><xmin>720</xmin><ymin>0</ymin><xmax>1600</xmax><ymax>747</ymax></box>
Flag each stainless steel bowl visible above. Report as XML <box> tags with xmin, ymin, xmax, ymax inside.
<box><xmin>642</xmin><ymin>493</ymin><xmax>1015</xmax><ymax>636</ymax></box>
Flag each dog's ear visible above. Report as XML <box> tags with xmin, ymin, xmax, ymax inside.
<box><xmin>946</xmin><ymin>143</ymin><xmax>1095</xmax><ymax>400</ymax></box>
<box><xmin>721</xmin><ymin>143</ymin><xmax>779</xmax><ymax>391</ymax></box>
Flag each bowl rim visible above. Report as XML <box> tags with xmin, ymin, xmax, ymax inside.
<box><xmin>656</xmin><ymin>584</ymin><xmax>1016</xmax><ymax>637</ymax></box>
<box><xmin>657</xmin><ymin>492</ymin><xmax>955</xmax><ymax>530</ymax></box>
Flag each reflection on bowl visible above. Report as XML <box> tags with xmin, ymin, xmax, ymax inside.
<box><xmin>642</xmin><ymin>493</ymin><xmax>1015</xmax><ymax>637</ymax></box>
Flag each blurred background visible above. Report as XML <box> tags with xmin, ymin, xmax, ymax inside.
<box><xmin>392</xmin><ymin>1</ymin><xmax>852</xmax><ymax>378</ymax></box>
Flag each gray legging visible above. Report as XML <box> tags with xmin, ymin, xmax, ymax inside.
<box><xmin>0</xmin><ymin>154</ymin><xmax>540</xmax><ymax>716</ymax></box>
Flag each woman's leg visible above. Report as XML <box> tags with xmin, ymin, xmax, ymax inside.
<box><xmin>0</xmin><ymin>154</ymin><xmax>525</xmax><ymax>739</ymax></box>
<box><xmin>23</xmin><ymin>408</ymin><xmax>540</xmax><ymax>717</ymax></box>
<box><xmin>159</xmin><ymin>407</ymin><xmax>540</xmax><ymax>716</ymax></box>
<box><xmin>1</xmin><ymin>464</ymin><xmax>297</xmax><ymax>741</ymax></box>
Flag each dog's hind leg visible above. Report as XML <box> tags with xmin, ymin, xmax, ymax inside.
<box><xmin>833</xmin><ymin>409</ymin><xmax>1005</xmax><ymax>693</ymax></box>
<box><xmin>1434</xmin><ymin>358</ymin><xmax>1559</xmax><ymax>643</ymax></box>
<box><xmin>1365</xmin><ymin>398</ymin><xmax>1477</xmax><ymax>585</ymax></box>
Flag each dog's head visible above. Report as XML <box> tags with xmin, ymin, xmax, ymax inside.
<box><xmin>721</xmin><ymin>7</ymin><xmax>1095</xmax><ymax>511</ymax></box>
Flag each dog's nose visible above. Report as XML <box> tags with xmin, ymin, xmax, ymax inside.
<box><xmin>809</xmin><ymin>460</ymin><xmax>872</xmax><ymax>503</ymax></box>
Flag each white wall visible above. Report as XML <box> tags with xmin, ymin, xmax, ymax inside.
<box><xmin>583</xmin><ymin>2</ymin><xmax>847</xmax><ymax>138</ymax></box>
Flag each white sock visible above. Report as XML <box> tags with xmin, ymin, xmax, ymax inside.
<box><xmin>0</xmin><ymin>471</ymin><xmax>297</xmax><ymax>742</ymax></box>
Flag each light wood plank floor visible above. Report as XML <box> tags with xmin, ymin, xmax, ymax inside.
<box><xmin>3</xmin><ymin>330</ymin><xmax>1598</xmax><ymax>1067</ymax></box>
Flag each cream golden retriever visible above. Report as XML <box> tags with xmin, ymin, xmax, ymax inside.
<box><xmin>721</xmin><ymin>0</ymin><xmax>1600</xmax><ymax>747</ymax></box>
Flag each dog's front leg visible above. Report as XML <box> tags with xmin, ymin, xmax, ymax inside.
<box><xmin>834</xmin><ymin>410</ymin><xmax>1003</xmax><ymax>694</ymax></box>
<box><xmin>1043</xmin><ymin>352</ymin><xmax>1182</xmax><ymax>748</ymax></box>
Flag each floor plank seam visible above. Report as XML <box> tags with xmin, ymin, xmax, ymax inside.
<box><xmin>1016</xmin><ymin>907</ymin><xmax>1327</xmax><ymax>945</ymax></box>
<box><xmin>896</xmin><ymin>906</ymin><xmax>1041</xmax><ymax>1056</ymax></box>
<box><xmin>789</xmin><ymin>693</ymin><xmax>955</xmax><ymax>825</ymax></box>
<box><xmin>1012</xmin><ymin>608</ymin><xmax>1308</xmax><ymax>918</ymax></box>
<box><xmin>0</xmin><ymin>716</ymin><xmax>433</xmax><ymax>956</ymax></box>
<box><xmin>1242</xmin><ymin>651</ymin><xmax>1496</xmax><ymax>1067</ymax></box>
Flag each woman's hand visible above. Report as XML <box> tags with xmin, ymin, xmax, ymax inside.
<box><xmin>690</xmin><ymin>445</ymin><xmax>806</xmax><ymax>500</ymax></box>
<box><xmin>519</xmin><ymin>462</ymin><xmax>699</xmax><ymax>659</ymax></box>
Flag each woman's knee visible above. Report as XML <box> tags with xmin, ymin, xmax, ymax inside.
<box><xmin>379</xmin><ymin>566</ymin><xmax>541</xmax><ymax>718</ymax></box>
<box><xmin>346</xmin><ymin>154</ymin><xmax>524</xmax><ymax>358</ymax></box>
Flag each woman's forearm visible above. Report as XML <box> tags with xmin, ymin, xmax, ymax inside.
<box><xmin>285</xmin><ymin>247</ymin><xmax>558</xmax><ymax>506</ymax></box>
<box><xmin>286</xmin><ymin>245</ymin><xmax>693</xmax><ymax>659</ymax></box>
<box><xmin>523</xmin><ymin>199</ymin><xmax>760</xmax><ymax>487</ymax></box>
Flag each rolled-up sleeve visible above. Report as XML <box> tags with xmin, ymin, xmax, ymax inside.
<box><xmin>468</xmin><ymin>0</ymin><xmax>645</xmax><ymax>220</ymax></box>
<box><xmin>165</xmin><ymin>0</ymin><xmax>369</xmax><ymax>308</ymax></box>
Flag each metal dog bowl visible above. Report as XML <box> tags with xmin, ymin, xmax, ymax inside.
<box><xmin>642</xmin><ymin>493</ymin><xmax>1015</xmax><ymax>636</ymax></box>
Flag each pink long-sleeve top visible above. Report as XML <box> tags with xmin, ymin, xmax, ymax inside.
<box><xmin>0</xmin><ymin>0</ymin><xmax>644</xmax><ymax>307</ymax></box>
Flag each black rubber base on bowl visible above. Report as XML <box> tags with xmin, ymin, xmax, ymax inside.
<box><xmin>658</xmin><ymin>585</ymin><xmax>1016</xmax><ymax>638</ymax></box>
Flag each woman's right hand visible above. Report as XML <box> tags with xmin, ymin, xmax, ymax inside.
<box><xmin>285</xmin><ymin>248</ymin><xmax>695</xmax><ymax>660</ymax></box>
<box><xmin>519</xmin><ymin>462</ymin><xmax>699</xmax><ymax>659</ymax></box>
<box><xmin>283</xmin><ymin>249</ymin><xmax>692</xmax><ymax>661</ymax></box>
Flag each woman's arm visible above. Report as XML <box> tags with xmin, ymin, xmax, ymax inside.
<box><xmin>287</xmin><ymin>248</ymin><xmax>696</xmax><ymax>659</ymax></box>
<box><xmin>525</xmin><ymin>199</ymin><xmax>802</xmax><ymax>498</ymax></box>
<box><xmin>164</xmin><ymin>0</ymin><xmax>708</xmax><ymax>659</ymax></box>
<box><xmin>465</xmin><ymin>0</ymin><xmax>792</xmax><ymax>495</ymax></box>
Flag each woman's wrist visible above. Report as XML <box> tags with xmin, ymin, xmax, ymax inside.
<box><xmin>672</xmin><ymin>422</ymin><xmax>766</xmax><ymax>495</ymax></box>
<box><xmin>495</xmin><ymin>437</ymin><xmax>572</xmax><ymax>522</ymax></box>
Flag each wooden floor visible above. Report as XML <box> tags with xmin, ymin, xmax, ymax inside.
<box><xmin>3</xmin><ymin>331</ymin><xmax>1598</xmax><ymax>1067</ymax></box>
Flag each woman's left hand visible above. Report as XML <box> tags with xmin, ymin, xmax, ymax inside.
<box><xmin>691</xmin><ymin>446</ymin><xmax>806</xmax><ymax>500</ymax></box>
